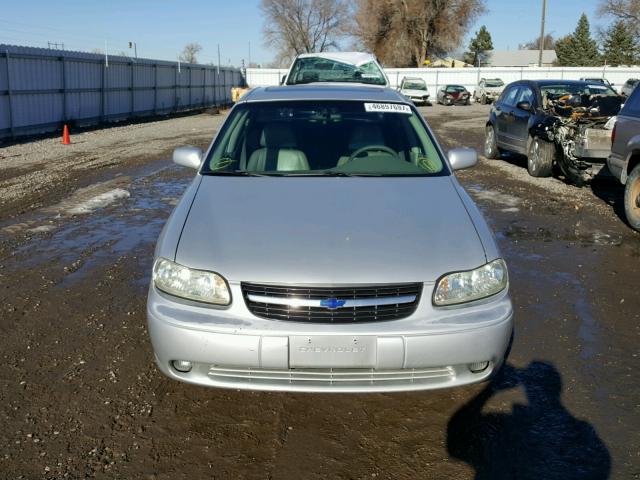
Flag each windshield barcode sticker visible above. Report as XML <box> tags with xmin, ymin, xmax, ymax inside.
<box><xmin>364</xmin><ymin>103</ymin><xmax>412</xmax><ymax>114</ymax></box>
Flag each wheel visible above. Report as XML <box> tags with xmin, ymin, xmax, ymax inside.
<box><xmin>624</xmin><ymin>163</ymin><xmax>640</xmax><ymax>231</ymax></box>
<box><xmin>527</xmin><ymin>137</ymin><xmax>554</xmax><ymax>177</ymax></box>
<box><xmin>465</xmin><ymin>98</ymin><xmax>471</xmax><ymax>105</ymax></box>
<box><xmin>484</xmin><ymin>125</ymin><xmax>501</xmax><ymax>159</ymax></box>
<box><xmin>481</xmin><ymin>94</ymin><xmax>487</xmax><ymax>105</ymax></box>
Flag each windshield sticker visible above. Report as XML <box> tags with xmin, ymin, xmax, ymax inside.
<box><xmin>364</xmin><ymin>103</ymin><xmax>412</xmax><ymax>114</ymax></box>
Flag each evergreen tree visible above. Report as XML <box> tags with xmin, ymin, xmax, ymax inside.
<box><xmin>556</xmin><ymin>14</ymin><xmax>600</xmax><ymax>66</ymax></box>
<box><xmin>464</xmin><ymin>26</ymin><xmax>493</xmax><ymax>66</ymax></box>
<box><xmin>602</xmin><ymin>20</ymin><xmax>637</xmax><ymax>66</ymax></box>
<box><xmin>554</xmin><ymin>35</ymin><xmax>573</xmax><ymax>66</ymax></box>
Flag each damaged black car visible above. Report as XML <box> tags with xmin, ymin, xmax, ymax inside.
<box><xmin>484</xmin><ymin>80</ymin><xmax>622</xmax><ymax>185</ymax></box>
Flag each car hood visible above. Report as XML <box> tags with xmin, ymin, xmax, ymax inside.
<box><xmin>402</xmin><ymin>88</ymin><xmax>429</xmax><ymax>96</ymax></box>
<box><xmin>175</xmin><ymin>176</ymin><xmax>487</xmax><ymax>284</ymax></box>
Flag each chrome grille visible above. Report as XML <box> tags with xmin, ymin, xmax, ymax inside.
<box><xmin>208</xmin><ymin>366</ymin><xmax>454</xmax><ymax>387</ymax></box>
<box><xmin>241</xmin><ymin>283</ymin><xmax>422</xmax><ymax>323</ymax></box>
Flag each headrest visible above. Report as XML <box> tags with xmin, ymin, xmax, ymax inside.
<box><xmin>260</xmin><ymin>123</ymin><xmax>297</xmax><ymax>148</ymax></box>
<box><xmin>349</xmin><ymin>124</ymin><xmax>385</xmax><ymax>150</ymax></box>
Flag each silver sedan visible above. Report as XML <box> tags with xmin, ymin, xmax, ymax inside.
<box><xmin>147</xmin><ymin>85</ymin><xmax>513</xmax><ymax>392</ymax></box>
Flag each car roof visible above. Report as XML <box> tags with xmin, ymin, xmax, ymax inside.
<box><xmin>240</xmin><ymin>85</ymin><xmax>409</xmax><ymax>103</ymax></box>
<box><xmin>402</xmin><ymin>77</ymin><xmax>426</xmax><ymax>81</ymax></box>
<box><xmin>514</xmin><ymin>79</ymin><xmax>611</xmax><ymax>87</ymax></box>
<box><xmin>294</xmin><ymin>51</ymin><xmax>377</xmax><ymax>67</ymax></box>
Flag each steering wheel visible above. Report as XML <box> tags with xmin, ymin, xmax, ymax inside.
<box><xmin>347</xmin><ymin>145</ymin><xmax>399</xmax><ymax>163</ymax></box>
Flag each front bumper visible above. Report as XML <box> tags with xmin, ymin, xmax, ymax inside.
<box><xmin>147</xmin><ymin>283</ymin><xmax>513</xmax><ymax>392</ymax></box>
<box><xmin>409</xmin><ymin>95</ymin><xmax>430</xmax><ymax>104</ymax></box>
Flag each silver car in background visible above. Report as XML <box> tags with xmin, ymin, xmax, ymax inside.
<box><xmin>473</xmin><ymin>78</ymin><xmax>505</xmax><ymax>104</ymax></box>
<box><xmin>147</xmin><ymin>85</ymin><xmax>513</xmax><ymax>392</ymax></box>
<box><xmin>398</xmin><ymin>77</ymin><xmax>431</xmax><ymax>105</ymax></box>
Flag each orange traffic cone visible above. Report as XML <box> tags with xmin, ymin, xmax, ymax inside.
<box><xmin>62</xmin><ymin>124</ymin><xmax>70</xmax><ymax>145</ymax></box>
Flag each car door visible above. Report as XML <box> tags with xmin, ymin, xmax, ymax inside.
<box><xmin>493</xmin><ymin>85</ymin><xmax>520</xmax><ymax>147</ymax></box>
<box><xmin>510</xmin><ymin>85</ymin><xmax>536</xmax><ymax>153</ymax></box>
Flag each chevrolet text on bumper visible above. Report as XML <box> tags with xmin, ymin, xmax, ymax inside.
<box><xmin>147</xmin><ymin>85</ymin><xmax>514</xmax><ymax>393</ymax></box>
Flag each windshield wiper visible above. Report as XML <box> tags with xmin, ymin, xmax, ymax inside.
<box><xmin>279</xmin><ymin>171</ymin><xmax>385</xmax><ymax>177</ymax></box>
<box><xmin>202</xmin><ymin>171</ymin><xmax>270</xmax><ymax>177</ymax></box>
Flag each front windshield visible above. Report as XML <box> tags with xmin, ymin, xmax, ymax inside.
<box><xmin>541</xmin><ymin>83</ymin><xmax>618</xmax><ymax>98</ymax></box>
<box><xmin>286</xmin><ymin>57</ymin><xmax>387</xmax><ymax>86</ymax></box>
<box><xmin>403</xmin><ymin>79</ymin><xmax>427</xmax><ymax>90</ymax></box>
<box><xmin>446</xmin><ymin>85</ymin><xmax>466</xmax><ymax>92</ymax></box>
<box><xmin>202</xmin><ymin>101</ymin><xmax>446</xmax><ymax>177</ymax></box>
<box><xmin>485</xmin><ymin>80</ymin><xmax>504</xmax><ymax>88</ymax></box>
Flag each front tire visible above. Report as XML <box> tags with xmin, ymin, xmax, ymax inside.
<box><xmin>527</xmin><ymin>137</ymin><xmax>554</xmax><ymax>177</ymax></box>
<box><xmin>481</xmin><ymin>94</ymin><xmax>487</xmax><ymax>105</ymax></box>
<box><xmin>624</xmin><ymin>163</ymin><xmax>640</xmax><ymax>231</ymax></box>
<box><xmin>484</xmin><ymin>125</ymin><xmax>501</xmax><ymax>159</ymax></box>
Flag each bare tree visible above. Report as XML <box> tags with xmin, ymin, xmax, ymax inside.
<box><xmin>354</xmin><ymin>0</ymin><xmax>486</xmax><ymax>67</ymax></box>
<box><xmin>522</xmin><ymin>34</ymin><xmax>555</xmax><ymax>50</ymax></box>
<box><xmin>179</xmin><ymin>43</ymin><xmax>203</xmax><ymax>64</ymax></box>
<box><xmin>261</xmin><ymin>0</ymin><xmax>351</xmax><ymax>66</ymax></box>
<box><xmin>598</xmin><ymin>0</ymin><xmax>640</xmax><ymax>36</ymax></box>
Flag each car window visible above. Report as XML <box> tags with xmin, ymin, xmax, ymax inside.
<box><xmin>621</xmin><ymin>86</ymin><xmax>640</xmax><ymax>117</ymax></box>
<box><xmin>403</xmin><ymin>79</ymin><xmax>427</xmax><ymax>90</ymax></box>
<box><xmin>515</xmin><ymin>86</ymin><xmax>535</xmax><ymax>106</ymax></box>
<box><xmin>286</xmin><ymin>57</ymin><xmax>387</xmax><ymax>86</ymax></box>
<box><xmin>202</xmin><ymin>101</ymin><xmax>447</xmax><ymax>176</ymax></box>
<box><xmin>541</xmin><ymin>83</ymin><xmax>618</xmax><ymax>97</ymax></box>
<box><xmin>485</xmin><ymin>80</ymin><xmax>504</xmax><ymax>88</ymax></box>
<box><xmin>446</xmin><ymin>85</ymin><xmax>466</xmax><ymax>92</ymax></box>
<box><xmin>500</xmin><ymin>86</ymin><xmax>520</xmax><ymax>107</ymax></box>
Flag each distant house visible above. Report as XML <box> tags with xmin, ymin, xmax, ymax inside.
<box><xmin>486</xmin><ymin>50</ymin><xmax>557</xmax><ymax>67</ymax></box>
<box><xmin>428</xmin><ymin>57</ymin><xmax>473</xmax><ymax>68</ymax></box>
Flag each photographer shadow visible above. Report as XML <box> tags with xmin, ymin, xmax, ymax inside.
<box><xmin>447</xmin><ymin>362</ymin><xmax>610</xmax><ymax>480</ymax></box>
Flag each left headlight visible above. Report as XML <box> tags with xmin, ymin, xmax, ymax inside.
<box><xmin>153</xmin><ymin>258</ymin><xmax>231</xmax><ymax>305</ymax></box>
<box><xmin>433</xmin><ymin>259</ymin><xmax>508</xmax><ymax>306</ymax></box>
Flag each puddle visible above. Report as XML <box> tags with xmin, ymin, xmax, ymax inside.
<box><xmin>4</xmin><ymin>164</ymin><xmax>192</xmax><ymax>284</ymax></box>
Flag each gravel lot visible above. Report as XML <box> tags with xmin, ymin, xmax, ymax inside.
<box><xmin>0</xmin><ymin>104</ymin><xmax>638</xmax><ymax>479</ymax></box>
<box><xmin>0</xmin><ymin>113</ymin><xmax>225</xmax><ymax>219</ymax></box>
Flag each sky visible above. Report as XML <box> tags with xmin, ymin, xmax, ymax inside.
<box><xmin>0</xmin><ymin>0</ymin><xmax>609</xmax><ymax>66</ymax></box>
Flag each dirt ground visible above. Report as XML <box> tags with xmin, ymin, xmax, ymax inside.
<box><xmin>0</xmin><ymin>104</ymin><xmax>638</xmax><ymax>479</ymax></box>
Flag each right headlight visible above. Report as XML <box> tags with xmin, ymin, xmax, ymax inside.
<box><xmin>433</xmin><ymin>259</ymin><xmax>508</xmax><ymax>306</ymax></box>
<box><xmin>153</xmin><ymin>258</ymin><xmax>231</xmax><ymax>305</ymax></box>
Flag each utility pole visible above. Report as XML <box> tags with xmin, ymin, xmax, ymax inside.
<box><xmin>538</xmin><ymin>0</ymin><xmax>546</xmax><ymax>67</ymax></box>
<box><xmin>248</xmin><ymin>41</ymin><xmax>251</xmax><ymax>67</ymax></box>
<box><xmin>217</xmin><ymin>44</ymin><xmax>221</xmax><ymax>75</ymax></box>
<box><xmin>129</xmin><ymin>41</ymin><xmax>137</xmax><ymax>59</ymax></box>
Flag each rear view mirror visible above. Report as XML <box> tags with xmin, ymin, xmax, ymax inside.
<box><xmin>173</xmin><ymin>146</ymin><xmax>203</xmax><ymax>170</ymax></box>
<box><xmin>516</xmin><ymin>101</ymin><xmax>532</xmax><ymax>112</ymax></box>
<box><xmin>448</xmin><ymin>148</ymin><xmax>478</xmax><ymax>171</ymax></box>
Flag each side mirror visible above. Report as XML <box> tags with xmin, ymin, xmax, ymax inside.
<box><xmin>173</xmin><ymin>146</ymin><xmax>203</xmax><ymax>169</ymax></box>
<box><xmin>280</xmin><ymin>75</ymin><xmax>286</xmax><ymax>85</ymax></box>
<box><xmin>448</xmin><ymin>147</ymin><xmax>477</xmax><ymax>171</ymax></box>
<box><xmin>516</xmin><ymin>101</ymin><xmax>532</xmax><ymax>112</ymax></box>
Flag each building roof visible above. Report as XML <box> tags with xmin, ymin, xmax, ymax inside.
<box><xmin>487</xmin><ymin>50</ymin><xmax>557</xmax><ymax>67</ymax></box>
<box><xmin>240</xmin><ymin>85</ymin><xmax>406</xmax><ymax>103</ymax></box>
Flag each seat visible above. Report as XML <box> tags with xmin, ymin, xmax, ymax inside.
<box><xmin>337</xmin><ymin>124</ymin><xmax>386</xmax><ymax>166</ymax></box>
<box><xmin>247</xmin><ymin>124</ymin><xmax>309</xmax><ymax>172</ymax></box>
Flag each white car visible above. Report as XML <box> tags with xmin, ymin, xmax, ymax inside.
<box><xmin>473</xmin><ymin>78</ymin><xmax>505</xmax><ymax>104</ymax></box>
<box><xmin>398</xmin><ymin>77</ymin><xmax>431</xmax><ymax>105</ymax></box>
<box><xmin>282</xmin><ymin>52</ymin><xmax>389</xmax><ymax>87</ymax></box>
<box><xmin>620</xmin><ymin>78</ymin><xmax>639</xmax><ymax>98</ymax></box>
